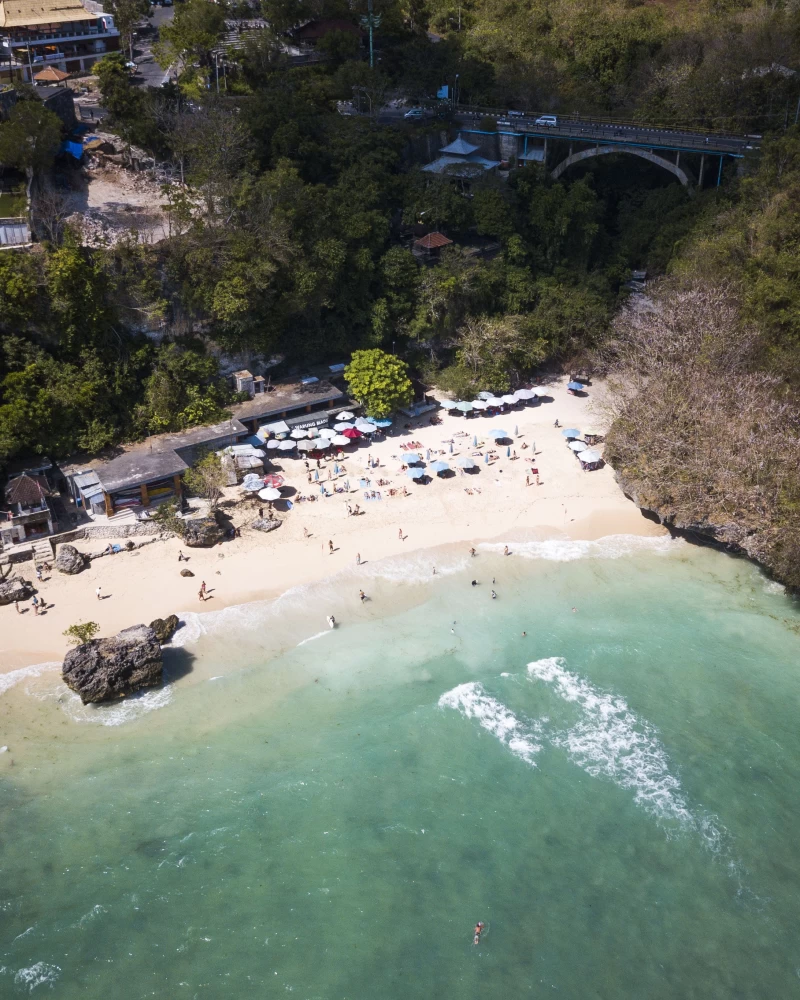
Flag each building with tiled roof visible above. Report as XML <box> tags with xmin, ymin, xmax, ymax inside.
<box><xmin>1</xmin><ymin>472</ymin><xmax>55</xmax><ymax>549</ymax></box>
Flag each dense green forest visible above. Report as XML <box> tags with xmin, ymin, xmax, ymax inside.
<box><xmin>1</xmin><ymin>0</ymin><xmax>799</xmax><ymax>481</ymax></box>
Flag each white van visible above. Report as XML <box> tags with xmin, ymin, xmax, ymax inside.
<box><xmin>535</xmin><ymin>115</ymin><xmax>558</xmax><ymax>127</ymax></box>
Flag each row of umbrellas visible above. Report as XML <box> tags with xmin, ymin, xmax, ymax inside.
<box><xmin>561</xmin><ymin>428</ymin><xmax>602</xmax><ymax>464</ymax></box>
<box><xmin>447</xmin><ymin>388</ymin><xmax>545</xmax><ymax>412</ymax></box>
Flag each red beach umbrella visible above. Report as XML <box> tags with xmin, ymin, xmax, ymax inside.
<box><xmin>342</xmin><ymin>427</ymin><xmax>362</xmax><ymax>439</ymax></box>
<box><xmin>262</xmin><ymin>474</ymin><xmax>284</xmax><ymax>488</ymax></box>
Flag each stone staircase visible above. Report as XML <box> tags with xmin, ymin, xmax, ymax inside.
<box><xmin>32</xmin><ymin>539</ymin><xmax>53</xmax><ymax>565</ymax></box>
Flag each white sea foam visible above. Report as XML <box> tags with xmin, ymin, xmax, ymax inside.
<box><xmin>479</xmin><ymin>534</ymin><xmax>678</xmax><ymax>562</ymax></box>
<box><xmin>527</xmin><ymin>657</ymin><xmax>723</xmax><ymax>849</ymax></box>
<box><xmin>438</xmin><ymin>682</ymin><xmax>541</xmax><ymax>766</ymax></box>
<box><xmin>76</xmin><ymin>905</ymin><xmax>107</xmax><ymax>928</ymax></box>
<box><xmin>61</xmin><ymin>685</ymin><xmax>174</xmax><ymax>727</ymax></box>
<box><xmin>361</xmin><ymin>551</ymin><xmax>470</xmax><ymax>585</ymax></box>
<box><xmin>14</xmin><ymin>962</ymin><xmax>60</xmax><ymax>991</ymax></box>
<box><xmin>0</xmin><ymin>662</ymin><xmax>59</xmax><ymax>698</ymax></box>
<box><xmin>296</xmin><ymin>630</ymin><xmax>331</xmax><ymax>647</ymax></box>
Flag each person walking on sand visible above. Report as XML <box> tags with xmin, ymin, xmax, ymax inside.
<box><xmin>36</xmin><ymin>564</ymin><xmax>43</xmax><ymax>582</ymax></box>
<box><xmin>32</xmin><ymin>595</ymin><xmax>39</xmax><ymax>615</ymax></box>
<box><xmin>554</xmin><ymin>419</ymin><xmax>560</xmax><ymax>428</ymax></box>
<box><xmin>526</xmin><ymin>474</ymin><xmax>530</xmax><ymax>487</ymax></box>
<box><xmin>359</xmin><ymin>589</ymin><xmax>367</xmax><ymax>603</ymax></box>
<box><xmin>398</xmin><ymin>528</ymin><xmax>404</xmax><ymax>542</ymax></box>
<box><xmin>329</xmin><ymin>540</ymin><xmax>334</xmax><ymax>555</ymax></box>
<box><xmin>199</xmin><ymin>581</ymin><xmax>207</xmax><ymax>601</ymax></box>
<box><xmin>470</xmin><ymin>547</ymin><xmax>476</xmax><ymax>557</ymax></box>
<box><xmin>96</xmin><ymin>586</ymin><xmax>102</xmax><ymax>600</ymax></box>
<box><xmin>356</xmin><ymin>552</ymin><xmax>361</xmax><ymax>565</ymax></box>
<box><xmin>504</xmin><ymin>545</ymin><xmax>510</xmax><ymax>556</ymax></box>
<box><xmin>303</xmin><ymin>527</ymin><xmax>310</xmax><ymax>538</ymax></box>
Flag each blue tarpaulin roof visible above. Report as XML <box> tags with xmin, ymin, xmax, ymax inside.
<box><xmin>60</xmin><ymin>140</ymin><xmax>83</xmax><ymax>160</ymax></box>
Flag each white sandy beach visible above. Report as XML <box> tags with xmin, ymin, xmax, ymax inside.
<box><xmin>0</xmin><ymin>377</ymin><xmax>666</xmax><ymax>670</ymax></box>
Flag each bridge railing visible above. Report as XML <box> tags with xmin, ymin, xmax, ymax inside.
<box><xmin>452</xmin><ymin>104</ymin><xmax>754</xmax><ymax>141</ymax></box>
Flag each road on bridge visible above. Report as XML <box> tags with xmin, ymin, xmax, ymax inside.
<box><xmin>460</xmin><ymin>110</ymin><xmax>757</xmax><ymax>156</ymax></box>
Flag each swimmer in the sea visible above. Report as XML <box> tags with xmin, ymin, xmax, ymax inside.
<box><xmin>491</xmin><ymin>590</ymin><xmax>497</xmax><ymax>599</ymax></box>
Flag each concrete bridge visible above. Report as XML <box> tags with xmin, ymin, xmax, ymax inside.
<box><xmin>458</xmin><ymin>108</ymin><xmax>759</xmax><ymax>189</ymax></box>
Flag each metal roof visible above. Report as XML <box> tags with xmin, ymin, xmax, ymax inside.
<box><xmin>439</xmin><ymin>135</ymin><xmax>480</xmax><ymax>156</ymax></box>
<box><xmin>0</xmin><ymin>0</ymin><xmax>98</xmax><ymax>28</ymax></box>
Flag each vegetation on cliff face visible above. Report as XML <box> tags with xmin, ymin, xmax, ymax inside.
<box><xmin>603</xmin><ymin>130</ymin><xmax>800</xmax><ymax>586</ymax></box>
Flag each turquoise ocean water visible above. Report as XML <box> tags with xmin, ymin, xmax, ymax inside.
<box><xmin>1</xmin><ymin>535</ymin><xmax>800</xmax><ymax>998</ymax></box>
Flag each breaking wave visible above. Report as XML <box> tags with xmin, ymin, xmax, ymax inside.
<box><xmin>438</xmin><ymin>682</ymin><xmax>542</xmax><ymax>766</ymax></box>
<box><xmin>478</xmin><ymin>534</ymin><xmax>678</xmax><ymax>561</ymax></box>
<box><xmin>0</xmin><ymin>662</ymin><xmax>59</xmax><ymax>698</ymax></box>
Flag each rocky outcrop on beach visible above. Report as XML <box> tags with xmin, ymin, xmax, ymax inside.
<box><xmin>180</xmin><ymin>567</ymin><xmax>194</xmax><ymax>577</ymax></box>
<box><xmin>251</xmin><ymin>517</ymin><xmax>280</xmax><ymax>533</ymax></box>
<box><xmin>0</xmin><ymin>577</ymin><xmax>34</xmax><ymax>605</ymax></box>
<box><xmin>62</xmin><ymin>624</ymin><xmax>163</xmax><ymax>704</ymax></box>
<box><xmin>183</xmin><ymin>516</ymin><xmax>224</xmax><ymax>548</ymax></box>
<box><xmin>149</xmin><ymin>614</ymin><xmax>179</xmax><ymax>643</ymax></box>
<box><xmin>55</xmin><ymin>544</ymin><xmax>87</xmax><ymax>575</ymax></box>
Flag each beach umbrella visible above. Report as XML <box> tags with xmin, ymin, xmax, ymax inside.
<box><xmin>579</xmin><ymin>449</ymin><xmax>602</xmax><ymax>464</ymax></box>
<box><xmin>367</xmin><ymin>417</ymin><xmax>393</xmax><ymax>428</ymax></box>
<box><xmin>514</xmin><ymin>388</ymin><xmax>535</xmax><ymax>400</ymax></box>
<box><xmin>454</xmin><ymin>401</ymin><xmax>473</xmax><ymax>412</ymax></box>
<box><xmin>477</xmin><ymin>391</ymin><xmax>493</xmax><ymax>400</ymax></box>
<box><xmin>488</xmin><ymin>428</ymin><xmax>508</xmax><ymax>439</ymax></box>
<box><xmin>484</xmin><ymin>453</ymin><xmax>490</xmax><ymax>464</ymax></box>
<box><xmin>456</xmin><ymin>456</ymin><xmax>475</xmax><ymax>469</ymax></box>
<box><xmin>430</xmin><ymin>460</ymin><xmax>450</xmax><ymax>475</ymax></box>
<box><xmin>567</xmin><ymin>381</ymin><xmax>584</xmax><ymax>391</ymax></box>
<box><xmin>306</xmin><ymin>427</ymin><xmax>322</xmax><ymax>438</ymax></box>
<box><xmin>582</xmin><ymin>428</ymin><xmax>602</xmax><ymax>439</ymax></box>
<box><xmin>501</xmin><ymin>394</ymin><xmax>517</xmax><ymax>406</ymax></box>
<box><xmin>320</xmin><ymin>484</ymin><xmax>326</xmax><ymax>495</ymax></box>
<box><xmin>471</xmin><ymin>399</ymin><xmax>488</xmax><ymax>410</ymax></box>
<box><xmin>262</xmin><ymin>474</ymin><xmax>284</xmax><ymax>488</ymax></box>
<box><xmin>473</xmin><ymin>435</ymin><xmax>478</xmax><ymax>447</ymax></box>
<box><xmin>258</xmin><ymin>487</ymin><xmax>281</xmax><ymax>501</ymax></box>
<box><xmin>318</xmin><ymin>427</ymin><xmax>337</xmax><ymax>439</ymax></box>
<box><xmin>278</xmin><ymin>440</ymin><xmax>296</xmax><ymax>451</ymax></box>
<box><xmin>342</xmin><ymin>428</ymin><xmax>362</xmax><ymax>439</ymax></box>
<box><xmin>314</xmin><ymin>469</ymin><xmax>319</xmax><ymax>481</ymax></box>
<box><xmin>241</xmin><ymin>474</ymin><xmax>262</xmax><ymax>491</ymax></box>
<box><xmin>332</xmin><ymin>434</ymin><xmax>350</xmax><ymax>446</ymax></box>
<box><xmin>561</xmin><ymin>428</ymin><xmax>580</xmax><ymax>439</ymax></box>
<box><xmin>426</xmin><ymin>449</ymin><xmax>431</xmax><ymax>460</ymax></box>
<box><xmin>314</xmin><ymin>438</ymin><xmax>332</xmax><ymax>449</ymax></box>
<box><xmin>406</xmin><ymin>453</ymin><xmax>422</xmax><ymax>465</ymax></box>
<box><xmin>296</xmin><ymin>439</ymin><xmax>315</xmax><ymax>451</ymax></box>
<box><xmin>337</xmin><ymin>411</ymin><xmax>354</xmax><ymax>421</ymax></box>
<box><xmin>266</xmin><ymin>439</ymin><xmax>281</xmax><ymax>449</ymax></box>
<box><xmin>356</xmin><ymin>421</ymin><xmax>377</xmax><ymax>434</ymax></box>
<box><xmin>569</xmin><ymin>440</ymin><xmax>588</xmax><ymax>453</ymax></box>
<box><xmin>506</xmin><ymin>446</ymin><xmax>511</xmax><ymax>457</ymax></box>
<box><xmin>484</xmin><ymin>397</ymin><xmax>504</xmax><ymax>408</ymax></box>
<box><xmin>334</xmin><ymin>422</ymin><xmax>354</xmax><ymax>432</ymax></box>
<box><xmin>514</xmin><ymin>425</ymin><xmax>519</xmax><ymax>436</ymax></box>
<box><xmin>290</xmin><ymin>428</ymin><xmax>308</xmax><ymax>439</ymax></box>
<box><xmin>532</xmin><ymin>387</ymin><xmax>547</xmax><ymax>397</ymax></box>
<box><xmin>407</xmin><ymin>467</ymin><xmax>425</xmax><ymax>479</ymax></box>
<box><xmin>449</xmin><ymin>442</ymin><xmax>454</xmax><ymax>454</ymax></box>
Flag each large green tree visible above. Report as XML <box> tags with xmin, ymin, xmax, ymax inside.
<box><xmin>345</xmin><ymin>349</ymin><xmax>413</xmax><ymax>417</ymax></box>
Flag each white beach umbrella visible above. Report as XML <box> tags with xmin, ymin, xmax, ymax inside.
<box><xmin>266</xmin><ymin>439</ymin><xmax>281</xmax><ymax>450</ymax></box>
<box><xmin>501</xmin><ymin>394</ymin><xmax>518</xmax><ymax>405</ymax></box>
<box><xmin>290</xmin><ymin>428</ymin><xmax>308</xmax><ymax>439</ymax></box>
<box><xmin>258</xmin><ymin>487</ymin><xmax>281</xmax><ymax>501</ymax></box>
<box><xmin>278</xmin><ymin>440</ymin><xmax>297</xmax><ymax>451</ymax></box>
<box><xmin>337</xmin><ymin>411</ymin><xmax>354</xmax><ymax>421</ymax></box>
<box><xmin>532</xmin><ymin>387</ymin><xmax>547</xmax><ymax>397</ymax></box>
<box><xmin>456</xmin><ymin>455</ymin><xmax>476</xmax><ymax>469</ymax></box>
<box><xmin>334</xmin><ymin>422</ymin><xmax>354</xmax><ymax>431</ymax></box>
<box><xmin>318</xmin><ymin>427</ymin><xmax>337</xmax><ymax>439</ymax></box>
<box><xmin>514</xmin><ymin>388</ymin><xmax>535</xmax><ymax>400</ymax></box>
<box><xmin>332</xmin><ymin>434</ymin><xmax>350</xmax><ymax>446</ymax></box>
<box><xmin>356</xmin><ymin>421</ymin><xmax>377</xmax><ymax>433</ymax></box>
<box><xmin>296</xmin><ymin>439</ymin><xmax>316</xmax><ymax>450</ymax></box>
<box><xmin>471</xmin><ymin>399</ymin><xmax>488</xmax><ymax>410</ymax></box>
<box><xmin>569</xmin><ymin>440</ymin><xmax>588</xmax><ymax>452</ymax></box>
<box><xmin>306</xmin><ymin>427</ymin><xmax>322</xmax><ymax>438</ymax></box>
<box><xmin>484</xmin><ymin>397</ymin><xmax>504</xmax><ymax>408</ymax></box>
<box><xmin>579</xmin><ymin>449</ymin><xmax>602</xmax><ymax>464</ymax></box>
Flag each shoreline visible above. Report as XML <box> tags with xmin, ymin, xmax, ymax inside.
<box><xmin>1</xmin><ymin>377</ymin><xmax>667</xmax><ymax>672</ymax></box>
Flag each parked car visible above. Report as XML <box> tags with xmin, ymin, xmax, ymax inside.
<box><xmin>404</xmin><ymin>107</ymin><xmax>425</xmax><ymax>118</ymax></box>
<box><xmin>534</xmin><ymin>115</ymin><xmax>558</xmax><ymax>127</ymax></box>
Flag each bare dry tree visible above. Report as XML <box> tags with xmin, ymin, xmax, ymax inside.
<box><xmin>601</xmin><ymin>281</ymin><xmax>800</xmax><ymax>587</ymax></box>
<box><xmin>32</xmin><ymin>178</ymin><xmax>74</xmax><ymax>245</ymax></box>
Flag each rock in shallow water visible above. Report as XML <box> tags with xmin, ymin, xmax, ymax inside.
<box><xmin>149</xmin><ymin>614</ymin><xmax>179</xmax><ymax>643</ymax></box>
<box><xmin>62</xmin><ymin>624</ymin><xmax>163</xmax><ymax>704</ymax></box>
<box><xmin>0</xmin><ymin>577</ymin><xmax>34</xmax><ymax>605</ymax></box>
<box><xmin>55</xmin><ymin>544</ymin><xmax>86</xmax><ymax>575</ymax></box>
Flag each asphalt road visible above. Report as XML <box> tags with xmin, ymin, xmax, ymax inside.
<box><xmin>133</xmin><ymin>5</ymin><xmax>175</xmax><ymax>88</ymax></box>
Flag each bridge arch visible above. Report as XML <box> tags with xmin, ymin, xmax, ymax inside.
<box><xmin>550</xmin><ymin>144</ymin><xmax>694</xmax><ymax>189</ymax></box>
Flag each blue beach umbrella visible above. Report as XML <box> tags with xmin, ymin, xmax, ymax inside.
<box><xmin>488</xmin><ymin>428</ymin><xmax>508</xmax><ymax>439</ymax></box>
<box><xmin>484</xmin><ymin>453</ymin><xmax>490</xmax><ymax>464</ymax></box>
<box><xmin>426</xmin><ymin>449</ymin><xmax>431</xmax><ymax>460</ymax></box>
<box><xmin>319</xmin><ymin>484</ymin><xmax>325</xmax><ymax>494</ymax></box>
<box><xmin>334</xmin><ymin>463</ymin><xmax>340</xmax><ymax>475</ymax></box>
<box><xmin>314</xmin><ymin>469</ymin><xmax>319</xmax><ymax>481</ymax></box>
<box><xmin>455</xmin><ymin>401</ymin><xmax>473</xmax><ymax>412</ymax></box>
<box><xmin>407</xmin><ymin>467</ymin><xmax>424</xmax><ymax>479</ymax></box>
<box><xmin>473</xmin><ymin>435</ymin><xmax>478</xmax><ymax>447</ymax></box>
<box><xmin>561</xmin><ymin>428</ymin><xmax>580</xmax><ymax>439</ymax></box>
<box><xmin>406</xmin><ymin>453</ymin><xmax>422</xmax><ymax>465</ymax></box>
<box><xmin>567</xmin><ymin>381</ymin><xmax>583</xmax><ymax>391</ymax></box>
<box><xmin>449</xmin><ymin>442</ymin><xmax>454</xmax><ymax>454</ymax></box>
<box><xmin>506</xmin><ymin>446</ymin><xmax>510</xmax><ymax>457</ymax></box>
<box><xmin>430</xmin><ymin>460</ymin><xmax>450</xmax><ymax>475</ymax></box>
<box><xmin>456</xmin><ymin>456</ymin><xmax>475</xmax><ymax>469</ymax></box>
